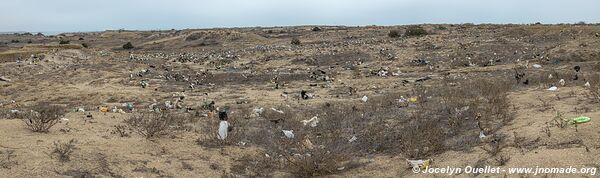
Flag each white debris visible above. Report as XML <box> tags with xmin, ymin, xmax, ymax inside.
<box><xmin>10</xmin><ymin>109</ymin><xmax>19</xmax><ymax>113</ymax></box>
<box><xmin>348</xmin><ymin>136</ymin><xmax>358</xmax><ymax>143</ymax></box>
<box><xmin>361</xmin><ymin>95</ymin><xmax>368</xmax><ymax>102</ymax></box>
<box><xmin>398</xmin><ymin>96</ymin><xmax>407</xmax><ymax>103</ymax></box>
<box><xmin>218</xmin><ymin>121</ymin><xmax>230</xmax><ymax>140</ymax></box>
<box><xmin>547</xmin><ymin>86</ymin><xmax>558</xmax><ymax>91</ymax></box>
<box><xmin>548</xmin><ymin>74</ymin><xmax>553</xmax><ymax>79</ymax></box>
<box><xmin>282</xmin><ymin>130</ymin><xmax>294</xmax><ymax>139</ymax></box>
<box><xmin>301</xmin><ymin>116</ymin><xmax>319</xmax><ymax>127</ymax></box>
<box><xmin>479</xmin><ymin>131</ymin><xmax>487</xmax><ymax>139</ymax></box>
<box><xmin>0</xmin><ymin>76</ymin><xmax>11</xmax><ymax>82</ymax></box>
<box><xmin>270</xmin><ymin>108</ymin><xmax>284</xmax><ymax>114</ymax></box>
<box><xmin>532</xmin><ymin>64</ymin><xmax>542</xmax><ymax>68</ymax></box>
<box><xmin>60</xmin><ymin>118</ymin><xmax>69</xmax><ymax>121</ymax></box>
<box><xmin>559</xmin><ymin>79</ymin><xmax>565</xmax><ymax>86</ymax></box>
<box><xmin>252</xmin><ymin>107</ymin><xmax>264</xmax><ymax>117</ymax></box>
<box><xmin>407</xmin><ymin>159</ymin><xmax>431</xmax><ymax>169</ymax></box>
<box><xmin>585</xmin><ymin>82</ymin><xmax>591</xmax><ymax>87</ymax></box>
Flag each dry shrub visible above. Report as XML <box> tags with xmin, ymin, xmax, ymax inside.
<box><xmin>258</xmin><ymin>104</ymin><xmax>364</xmax><ymax>177</ymax></box>
<box><xmin>111</xmin><ymin>125</ymin><xmax>131</xmax><ymax>137</ymax></box>
<box><xmin>124</xmin><ymin>112</ymin><xmax>190</xmax><ymax>139</ymax></box>
<box><xmin>51</xmin><ymin>139</ymin><xmax>77</xmax><ymax>162</ymax></box>
<box><xmin>405</xmin><ymin>25</ymin><xmax>428</xmax><ymax>37</ymax></box>
<box><xmin>587</xmin><ymin>74</ymin><xmax>600</xmax><ymax>103</ymax></box>
<box><xmin>226</xmin><ymin>76</ymin><xmax>514</xmax><ymax>176</ymax></box>
<box><xmin>0</xmin><ymin>149</ymin><xmax>17</xmax><ymax>169</ymax></box>
<box><xmin>290</xmin><ymin>38</ymin><xmax>301</xmax><ymax>45</ymax></box>
<box><xmin>388</xmin><ymin>30</ymin><xmax>401</xmax><ymax>38</ymax></box>
<box><xmin>19</xmin><ymin>104</ymin><xmax>65</xmax><ymax>133</ymax></box>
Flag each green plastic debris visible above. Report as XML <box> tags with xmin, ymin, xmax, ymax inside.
<box><xmin>126</xmin><ymin>103</ymin><xmax>134</xmax><ymax>111</ymax></box>
<box><xmin>572</xmin><ymin>116</ymin><xmax>591</xmax><ymax>124</ymax></box>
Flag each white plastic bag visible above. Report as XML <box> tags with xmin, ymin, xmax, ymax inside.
<box><xmin>218</xmin><ymin>121</ymin><xmax>230</xmax><ymax>140</ymax></box>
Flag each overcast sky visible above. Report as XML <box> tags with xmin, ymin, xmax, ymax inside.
<box><xmin>1</xmin><ymin>0</ymin><xmax>599</xmax><ymax>32</ymax></box>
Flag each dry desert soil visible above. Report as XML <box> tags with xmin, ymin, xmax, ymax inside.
<box><xmin>1</xmin><ymin>24</ymin><xmax>600</xmax><ymax>177</ymax></box>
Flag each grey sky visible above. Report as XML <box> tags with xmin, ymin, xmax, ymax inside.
<box><xmin>1</xmin><ymin>0</ymin><xmax>599</xmax><ymax>32</ymax></box>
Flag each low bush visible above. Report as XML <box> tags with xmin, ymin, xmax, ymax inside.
<box><xmin>18</xmin><ymin>104</ymin><xmax>65</xmax><ymax>133</ymax></box>
<box><xmin>124</xmin><ymin>112</ymin><xmax>190</xmax><ymax>139</ymax></box>
<box><xmin>388</xmin><ymin>30</ymin><xmax>401</xmax><ymax>38</ymax></box>
<box><xmin>51</xmin><ymin>139</ymin><xmax>77</xmax><ymax>162</ymax></box>
<box><xmin>122</xmin><ymin>42</ymin><xmax>134</xmax><ymax>49</ymax></box>
<box><xmin>290</xmin><ymin>38</ymin><xmax>301</xmax><ymax>45</ymax></box>
<box><xmin>405</xmin><ymin>26</ymin><xmax>428</xmax><ymax>37</ymax></box>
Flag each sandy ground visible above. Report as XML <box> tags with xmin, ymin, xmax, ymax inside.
<box><xmin>1</xmin><ymin>24</ymin><xmax>600</xmax><ymax>177</ymax></box>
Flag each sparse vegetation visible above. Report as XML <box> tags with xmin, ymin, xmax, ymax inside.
<box><xmin>388</xmin><ymin>30</ymin><xmax>401</xmax><ymax>38</ymax></box>
<box><xmin>51</xmin><ymin>139</ymin><xmax>77</xmax><ymax>162</ymax></box>
<box><xmin>0</xmin><ymin>150</ymin><xmax>17</xmax><ymax>169</ymax></box>
<box><xmin>122</xmin><ymin>42</ymin><xmax>134</xmax><ymax>49</ymax></box>
<box><xmin>124</xmin><ymin>112</ymin><xmax>189</xmax><ymax>139</ymax></box>
<box><xmin>18</xmin><ymin>104</ymin><xmax>65</xmax><ymax>133</ymax></box>
<box><xmin>59</xmin><ymin>40</ymin><xmax>70</xmax><ymax>44</ymax></box>
<box><xmin>290</xmin><ymin>38</ymin><xmax>301</xmax><ymax>45</ymax></box>
<box><xmin>404</xmin><ymin>25</ymin><xmax>428</xmax><ymax>37</ymax></box>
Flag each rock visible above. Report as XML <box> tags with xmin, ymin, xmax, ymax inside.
<box><xmin>585</xmin><ymin>82</ymin><xmax>591</xmax><ymax>87</ymax></box>
<box><xmin>547</xmin><ymin>86</ymin><xmax>558</xmax><ymax>91</ymax></box>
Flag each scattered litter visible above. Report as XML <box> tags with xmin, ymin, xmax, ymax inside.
<box><xmin>337</xmin><ymin>167</ymin><xmax>345</xmax><ymax>171</ymax></box>
<box><xmin>548</xmin><ymin>74</ymin><xmax>553</xmax><ymax>79</ymax></box>
<box><xmin>99</xmin><ymin>107</ymin><xmax>109</xmax><ymax>112</ymax></box>
<box><xmin>571</xmin><ymin>116</ymin><xmax>590</xmax><ymax>124</ymax></box>
<box><xmin>140</xmin><ymin>80</ymin><xmax>149</xmax><ymax>88</ymax></box>
<box><xmin>398</xmin><ymin>96</ymin><xmax>407</xmax><ymax>103</ymax></box>
<box><xmin>126</xmin><ymin>103</ymin><xmax>134</xmax><ymax>111</ymax></box>
<box><xmin>219</xmin><ymin>111</ymin><xmax>228</xmax><ymax>120</ymax></box>
<box><xmin>10</xmin><ymin>109</ymin><xmax>19</xmax><ymax>113</ymax></box>
<box><xmin>585</xmin><ymin>82</ymin><xmax>591</xmax><ymax>87</ymax></box>
<box><xmin>282</xmin><ymin>130</ymin><xmax>294</xmax><ymax>139</ymax></box>
<box><xmin>409</xmin><ymin>96</ymin><xmax>418</xmax><ymax>103</ymax></box>
<box><xmin>303</xmin><ymin>137</ymin><xmax>314</xmax><ymax>149</ymax></box>
<box><xmin>479</xmin><ymin>131</ymin><xmax>487</xmax><ymax>139</ymax></box>
<box><xmin>375</xmin><ymin>68</ymin><xmax>388</xmax><ymax>77</ymax></box>
<box><xmin>546</xmin><ymin>86</ymin><xmax>558</xmax><ymax>91</ymax></box>
<box><xmin>301</xmin><ymin>116</ymin><xmax>319</xmax><ymax>127</ymax></box>
<box><xmin>60</xmin><ymin>118</ymin><xmax>69</xmax><ymax>121</ymax></box>
<box><xmin>532</xmin><ymin>64</ymin><xmax>542</xmax><ymax>68</ymax></box>
<box><xmin>361</xmin><ymin>95</ymin><xmax>368</xmax><ymax>102</ymax></box>
<box><xmin>415</xmin><ymin>76</ymin><xmax>432</xmax><ymax>82</ymax></box>
<box><xmin>218</xmin><ymin>120</ymin><xmax>230</xmax><ymax>140</ymax></box>
<box><xmin>252</xmin><ymin>107</ymin><xmax>264</xmax><ymax>117</ymax></box>
<box><xmin>348</xmin><ymin>136</ymin><xmax>358</xmax><ymax>143</ymax></box>
<box><xmin>0</xmin><ymin>76</ymin><xmax>11</xmax><ymax>82</ymax></box>
<box><xmin>165</xmin><ymin>101</ymin><xmax>173</xmax><ymax>109</ymax></box>
<box><xmin>406</xmin><ymin>159</ymin><xmax>432</xmax><ymax>169</ymax></box>
<box><xmin>559</xmin><ymin>79</ymin><xmax>565</xmax><ymax>86</ymax></box>
<box><xmin>414</xmin><ymin>59</ymin><xmax>430</xmax><ymax>65</ymax></box>
<box><xmin>271</xmin><ymin>108</ymin><xmax>284</xmax><ymax>114</ymax></box>
<box><xmin>76</xmin><ymin>108</ymin><xmax>85</xmax><ymax>112</ymax></box>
